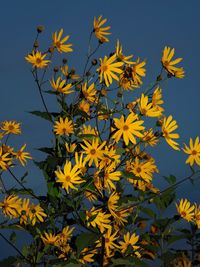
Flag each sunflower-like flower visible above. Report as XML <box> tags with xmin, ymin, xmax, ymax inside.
<box><xmin>108</xmin><ymin>191</ymin><xmax>120</xmax><ymax>216</ymax></box>
<box><xmin>79</xmin><ymin>100</ymin><xmax>90</xmax><ymax>114</ymax></box>
<box><xmin>25</xmin><ymin>51</ymin><xmax>50</xmax><ymax>68</ymax></box>
<box><xmin>56</xmin><ymin>226</ymin><xmax>74</xmax><ymax>247</ymax></box>
<box><xmin>116</xmin><ymin>40</ymin><xmax>134</xmax><ymax>64</ymax></box>
<box><xmin>50</xmin><ymin>77</ymin><xmax>73</xmax><ymax>94</ymax></box>
<box><xmin>138</xmin><ymin>94</ymin><xmax>163</xmax><ymax>117</ymax></box>
<box><xmin>162</xmin><ymin>115</ymin><xmax>180</xmax><ymax>150</ymax></box>
<box><xmin>86</xmin><ymin>207</ymin><xmax>111</xmax><ymax>233</ymax></box>
<box><xmin>81</xmin><ymin>139</ymin><xmax>106</xmax><ymax>167</ymax></box>
<box><xmin>82</xmin><ymin>83</ymin><xmax>97</xmax><ymax>103</ymax></box>
<box><xmin>112</xmin><ymin>112</ymin><xmax>145</xmax><ymax>145</ymax></box>
<box><xmin>194</xmin><ymin>204</ymin><xmax>200</xmax><ymax>229</ymax></box>
<box><xmin>97</xmin><ymin>54</ymin><xmax>124</xmax><ymax>87</ymax></box>
<box><xmin>142</xmin><ymin>129</ymin><xmax>159</xmax><ymax>147</ymax></box>
<box><xmin>1</xmin><ymin>120</ymin><xmax>21</xmax><ymax>135</ymax></box>
<box><xmin>60</xmin><ymin>65</ymin><xmax>80</xmax><ymax>80</ymax></box>
<box><xmin>19</xmin><ymin>198</ymin><xmax>30</xmax><ymax>225</ymax></box>
<box><xmin>79</xmin><ymin>247</ymin><xmax>97</xmax><ymax>265</ymax></box>
<box><xmin>93</xmin><ymin>15</ymin><xmax>111</xmax><ymax>43</ymax></box>
<box><xmin>52</xmin><ymin>29</ymin><xmax>73</xmax><ymax>53</ymax></box>
<box><xmin>29</xmin><ymin>203</ymin><xmax>47</xmax><ymax>225</ymax></box>
<box><xmin>131</xmin><ymin>58</ymin><xmax>146</xmax><ymax>86</ymax></box>
<box><xmin>13</xmin><ymin>144</ymin><xmax>32</xmax><ymax>167</ymax></box>
<box><xmin>54</xmin><ymin>117</ymin><xmax>74</xmax><ymax>136</ymax></box>
<box><xmin>161</xmin><ymin>46</ymin><xmax>184</xmax><ymax>78</ymax></box>
<box><xmin>55</xmin><ymin>160</ymin><xmax>84</xmax><ymax>193</ymax></box>
<box><xmin>176</xmin><ymin>199</ymin><xmax>195</xmax><ymax>222</ymax></box>
<box><xmin>119</xmin><ymin>232</ymin><xmax>140</xmax><ymax>255</ymax></box>
<box><xmin>182</xmin><ymin>137</ymin><xmax>200</xmax><ymax>166</ymax></box>
<box><xmin>41</xmin><ymin>232</ymin><xmax>58</xmax><ymax>246</ymax></box>
<box><xmin>0</xmin><ymin>146</ymin><xmax>12</xmax><ymax>170</ymax></box>
<box><xmin>103</xmin><ymin>228</ymin><xmax>119</xmax><ymax>257</ymax></box>
<box><xmin>127</xmin><ymin>157</ymin><xmax>157</xmax><ymax>183</ymax></box>
<box><xmin>103</xmin><ymin>164</ymin><xmax>121</xmax><ymax>191</ymax></box>
<box><xmin>0</xmin><ymin>195</ymin><xmax>22</xmax><ymax>219</ymax></box>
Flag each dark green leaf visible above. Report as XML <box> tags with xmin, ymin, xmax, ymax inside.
<box><xmin>76</xmin><ymin>232</ymin><xmax>99</xmax><ymax>255</ymax></box>
<box><xmin>9</xmin><ymin>231</ymin><xmax>16</xmax><ymax>244</ymax></box>
<box><xmin>0</xmin><ymin>256</ymin><xmax>18</xmax><ymax>267</ymax></box>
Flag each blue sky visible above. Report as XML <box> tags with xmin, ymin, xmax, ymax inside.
<box><xmin>0</xmin><ymin>0</ymin><xmax>200</xmax><ymax>259</ymax></box>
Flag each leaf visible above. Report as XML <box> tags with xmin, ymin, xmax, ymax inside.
<box><xmin>29</xmin><ymin>110</ymin><xmax>52</xmax><ymax>121</ymax></box>
<box><xmin>9</xmin><ymin>231</ymin><xmax>16</xmax><ymax>244</ymax></box>
<box><xmin>167</xmin><ymin>234</ymin><xmax>188</xmax><ymax>245</ymax></box>
<box><xmin>164</xmin><ymin>175</ymin><xmax>176</xmax><ymax>185</ymax></box>
<box><xmin>76</xmin><ymin>232</ymin><xmax>99</xmax><ymax>255</ymax></box>
<box><xmin>52</xmin><ymin>263</ymin><xmax>82</xmax><ymax>267</ymax></box>
<box><xmin>140</xmin><ymin>206</ymin><xmax>156</xmax><ymax>219</ymax></box>
<box><xmin>37</xmin><ymin>147</ymin><xmax>55</xmax><ymax>155</ymax></box>
<box><xmin>0</xmin><ymin>256</ymin><xmax>18</xmax><ymax>267</ymax></box>
<box><xmin>6</xmin><ymin>187</ymin><xmax>35</xmax><ymax>197</ymax></box>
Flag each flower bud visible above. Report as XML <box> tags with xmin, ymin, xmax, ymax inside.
<box><xmin>37</xmin><ymin>25</ymin><xmax>45</xmax><ymax>33</ymax></box>
<box><xmin>33</xmin><ymin>40</ymin><xmax>39</xmax><ymax>48</ymax></box>
<box><xmin>157</xmin><ymin>75</ymin><xmax>163</xmax><ymax>81</ymax></box>
<box><xmin>48</xmin><ymin>47</ymin><xmax>54</xmax><ymax>53</ymax></box>
<box><xmin>53</xmin><ymin>66</ymin><xmax>59</xmax><ymax>72</ymax></box>
<box><xmin>62</xmin><ymin>58</ymin><xmax>68</xmax><ymax>64</ymax></box>
<box><xmin>92</xmin><ymin>59</ymin><xmax>97</xmax><ymax>65</ymax></box>
<box><xmin>100</xmin><ymin>88</ymin><xmax>107</xmax><ymax>96</ymax></box>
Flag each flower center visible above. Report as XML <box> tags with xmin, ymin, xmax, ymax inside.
<box><xmin>192</xmin><ymin>150</ymin><xmax>197</xmax><ymax>155</ymax></box>
<box><xmin>90</xmin><ymin>149</ymin><xmax>96</xmax><ymax>155</ymax></box>
<box><xmin>123</xmin><ymin>125</ymin><xmax>129</xmax><ymax>131</ymax></box>
<box><xmin>55</xmin><ymin>41</ymin><xmax>61</xmax><ymax>48</ymax></box>
<box><xmin>101</xmin><ymin>64</ymin><xmax>108</xmax><ymax>72</ymax></box>
<box><xmin>65</xmin><ymin>176</ymin><xmax>71</xmax><ymax>182</ymax></box>
<box><xmin>105</xmin><ymin>238</ymin><xmax>110</xmax><ymax>243</ymax></box>
<box><xmin>181</xmin><ymin>211</ymin><xmax>186</xmax><ymax>217</ymax></box>
<box><xmin>136</xmin><ymin>167</ymin><xmax>142</xmax><ymax>173</ymax></box>
<box><xmin>195</xmin><ymin>215</ymin><xmax>200</xmax><ymax>220</ymax></box>
<box><xmin>36</xmin><ymin>58</ymin><xmax>42</xmax><ymax>64</ymax></box>
<box><xmin>8</xmin><ymin>125</ymin><xmax>15</xmax><ymax>131</ymax></box>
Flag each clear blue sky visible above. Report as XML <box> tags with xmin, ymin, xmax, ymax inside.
<box><xmin>0</xmin><ymin>0</ymin><xmax>200</xmax><ymax>259</ymax></box>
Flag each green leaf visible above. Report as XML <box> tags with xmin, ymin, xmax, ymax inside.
<box><xmin>37</xmin><ymin>147</ymin><xmax>55</xmax><ymax>155</ymax></box>
<box><xmin>9</xmin><ymin>231</ymin><xmax>17</xmax><ymax>244</ymax></box>
<box><xmin>29</xmin><ymin>110</ymin><xmax>52</xmax><ymax>121</ymax></box>
<box><xmin>76</xmin><ymin>232</ymin><xmax>99</xmax><ymax>255</ymax></box>
<box><xmin>140</xmin><ymin>206</ymin><xmax>156</xmax><ymax>219</ymax></box>
<box><xmin>0</xmin><ymin>256</ymin><xmax>18</xmax><ymax>267</ymax></box>
<box><xmin>52</xmin><ymin>263</ymin><xmax>82</xmax><ymax>267</ymax></box>
<box><xmin>47</xmin><ymin>182</ymin><xmax>60</xmax><ymax>198</ymax></box>
<box><xmin>164</xmin><ymin>175</ymin><xmax>176</xmax><ymax>185</ymax></box>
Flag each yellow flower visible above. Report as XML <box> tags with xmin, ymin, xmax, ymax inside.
<box><xmin>108</xmin><ymin>191</ymin><xmax>120</xmax><ymax>215</ymax></box>
<box><xmin>56</xmin><ymin>226</ymin><xmax>74</xmax><ymax>247</ymax></box>
<box><xmin>50</xmin><ymin>77</ymin><xmax>73</xmax><ymax>94</ymax></box>
<box><xmin>19</xmin><ymin>198</ymin><xmax>30</xmax><ymax>225</ymax></box>
<box><xmin>194</xmin><ymin>204</ymin><xmax>200</xmax><ymax>229</ymax></box>
<box><xmin>25</xmin><ymin>51</ymin><xmax>50</xmax><ymax>68</ymax></box>
<box><xmin>84</xmin><ymin>190</ymin><xmax>97</xmax><ymax>202</ymax></box>
<box><xmin>104</xmin><ymin>228</ymin><xmax>119</xmax><ymax>257</ymax></box>
<box><xmin>182</xmin><ymin>137</ymin><xmax>200</xmax><ymax>166</ymax></box>
<box><xmin>119</xmin><ymin>71</ymin><xmax>138</xmax><ymax>91</ymax></box>
<box><xmin>97</xmin><ymin>54</ymin><xmax>124</xmax><ymax>87</ymax></box>
<box><xmin>1</xmin><ymin>120</ymin><xmax>21</xmax><ymax>135</ymax></box>
<box><xmin>54</xmin><ymin>117</ymin><xmax>74</xmax><ymax>136</ymax></box>
<box><xmin>174</xmin><ymin>254</ymin><xmax>192</xmax><ymax>267</ymax></box>
<box><xmin>112</xmin><ymin>112</ymin><xmax>144</xmax><ymax>145</ymax></box>
<box><xmin>119</xmin><ymin>232</ymin><xmax>140</xmax><ymax>254</ymax></box>
<box><xmin>0</xmin><ymin>195</ymin><xmax>22</xmax><ymax>219</ymax></box>
<box><xmin>152</xmin><ymin>87</ymin><xmax>164</xmax><ymax>107</ymax></box>
<box><xmin>80</xmin><ymin>124</ymin><xmax>98</xmax><ymax>138</ymax></box>
<box><xmin>86</xmin><ymin>207</ymin><xmax>111</xmax><ymax>233</ymax></box>
<box><xmin>13</xmin><ymin>144</ymin><xmax>32</xmax><ymax>167</ymax></box>
<box><xmin>93</xmin><ymin>15</ymin><xmax>111</xmax><ymax>43</ymax></box>
<box><xmin>41</xmin><ymin>232</ymin><xmax>58</xmax><ymax>246</ymax></box>
<box><xmin>0</xmin><ymin>146</ymin><xmax>12</xmax><ymax>170</ymax></box>
<box><xmin>55</xmin><ymin>160</ymin><xmax>84</xmax><ymax>193</ymax></box>
<box><xmin>104</xmin><ymin>164</ymin><xmax>121</xmax><ymax>191</ymax></box>
<box><xmin>52</xmin><ymin>29</ymin><xmax>73</xmax><ymax>53</ymax></box>
<box><xmin>29</xmin><ymin>203</ymin><xmax>47</xmax><ymax>225</ymax></box>
<box><xmin>161</xmin><ymin>46</ymin><xmax>184</xmax><ymax>78</ymax></box>
<box><xmin>142</xmin><ymin>129</ymin><xmax>159</xmax><ymax>147</ymax></box>
<box><xmin>65</xmin><ymin>143</ymin><xmax>76</xmax><ymax>153</ymax></box>
<box><xmin>81</xmin><ymin>139</ymin><xmax>106</xmax><ymax>167</ymax></box>
<box><xmin>131</xmin><ymin>58</ymin><xmax>146</xmax><ymax>86</ymax></box>
<box><xmin>176</xmin><ymin>199</ymin><xmax>195</xmax><ymax>222</ymax></box>
<box><xmin>116</xmin><ymin>40</ymin><xmax>134</xmax><ymax>64</ymax></box>
<box><xmin>82</xmin><ymin>83</ymin><xmax>97</xmax><ymax>103</ymax></box>
<box><xmin>127</xmin><ymin>157</ymin><xmax>158</xmax><ymax>183</ymax></box>
<box><xmin>113</xmin><ymin>208</ymin><xmax>129</xmax><ymax>227</ymax></box>
<box><xmin>60</xmin><ymin>65</ymin><xmax>80</xmax><ymax>80</ymax></box>
<box><xmin>79</xmin><ymin>100</ymin><xmax>90</xmax><ymax>114</ymax></box>
<box><xmin>162</xmin><ymin>115</ymin><xmax>180</xmax><ymax>150</ymax></box>
<box><xmin>99</xmin><ymin>145</ymin><xmax>120</xmax><ymax>170</ymax></box>
<box><xmin>79</xmin><ymin>247</ymin><xmax>96</xmax><ymax>264</ymax></box>
<box><xmin>138</xmin><ymin>94</ymin><xmax>163</xmax><ymax>117</ymax></box>
<box><xmin>75</xmin><ymin>152</ymin><xmax>87</xmax><ymax>175</ymax></box>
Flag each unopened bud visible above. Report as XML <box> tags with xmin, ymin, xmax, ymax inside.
<box><xmin>76</xmin><ymin>84</ymin><xmax>81</xmax><ymax>90</ymax></box>
<box><xmin>100</xmin><ymin>88</ymin><xmax>107</xmax><ymax>96</ymax></box>
<box><xmin>86</xmin><ymin>71</ymin><xmax>91</xmax><ymax>77</ymax></box>
<box><xmin>167</xmin><ymin>73</ymin><xmax>172</xmax><ymax>78</ymax></box>
<box><xmin>62</xmin><ymin>58</ymin><xmax>68</xmax><ymax>64</ymax></box>
<box><xmin>92</xmin><ymin>59</ymin><xmax>97</xmax><ymax>65</ymax></box>
<box><xmin>37</xmin><ymin>25</ymin><xmax>45</xmax><ymax>33</ymax></box>
<box><xmin>117</xmin><ymin>91</ymin><xmax>123</xmax><ymax>98</ymax></box>
<box><xmin>157</xmin><ymin>75</ymin><xmax>163</xmax><ymax>81</ymax></box>
<box><xmin>48</xmin><ymin>47</ymin><xmax>54</xmax><ymax>53</ymax></box>
<box><xmin>33</xmin><ymin>40</ymin><xmax>39</xmax><ymax>48</ymax></box>
<box><xmin>54</xmin><ymin>66</ymin><xmax>59</xmax><ymax>72</ymax></box>
<box><xmin>70</xmin><ymin>68</ymin><xmax>75</xmax><ymax>75</ymax></box>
